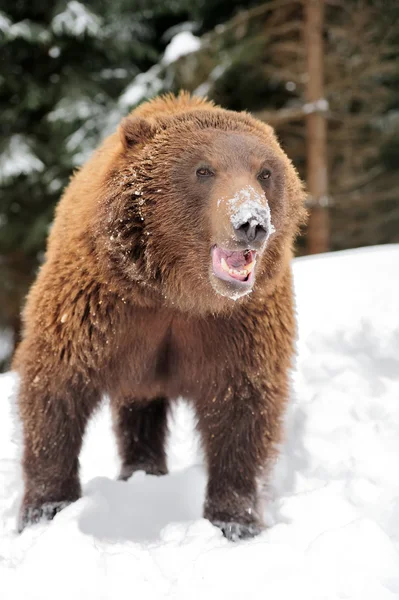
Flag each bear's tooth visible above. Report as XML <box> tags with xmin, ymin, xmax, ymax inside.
<box><xmin>221</xmin><ymin>257</ymin><xmax>230</xmax><ymax>272</ymax></box>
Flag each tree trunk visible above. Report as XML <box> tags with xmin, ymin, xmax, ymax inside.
<box><xmin>304</xmin><ymin>0</ymin><xmax>329</xmax><ymax>254</ymax></box>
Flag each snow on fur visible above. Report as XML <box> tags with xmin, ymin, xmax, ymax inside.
<box><xmin>1</xmin><ymin>245</ymin><xmax>399</xmax><ymax>599</ymax></box>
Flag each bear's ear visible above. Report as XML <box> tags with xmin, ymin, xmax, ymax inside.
<box><xmin>119</xmin><ymin>116</ymin><xmax>157</xmax><ymax>150</ymax></box>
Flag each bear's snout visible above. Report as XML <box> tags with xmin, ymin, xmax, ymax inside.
<box><xmin>209</xmin><ymin>184</ymin><xmax>277</xmax><ymax>298</ymax></box>
<box><xmin>213</xmin><ymin>183</ymin><xmax>276</xmax><ymax>253</ymax></box>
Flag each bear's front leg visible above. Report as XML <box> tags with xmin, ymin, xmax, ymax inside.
<box><xmin>17</xmin><ymin>371</ymin><xmax>100</xmax><ymax>532</ymax></box>
<box><xmin>196</xmin><ymin>380</ymin><xmax>284</xmax><ymax>541</ymax></box>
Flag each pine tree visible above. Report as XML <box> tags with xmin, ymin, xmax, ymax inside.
<box><xmin>0</xmin><ymin>0</ymin><xmax>191</xmax><ymax>366</ymax></box>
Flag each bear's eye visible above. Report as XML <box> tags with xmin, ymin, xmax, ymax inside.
<box><xmin>196</xmin><ymin>167</ymin><xmax>214</xmax><ymax>178</ymax></box>
<box><xmin>258</xmin><ymin>169</ymin><xmax>272</xmax><ymax>181</ymax></box>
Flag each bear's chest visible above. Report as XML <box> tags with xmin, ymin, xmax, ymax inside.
<box><xmin>114</xmin><ymin>308</ymin><xmax>233</xmax><ymax>399</ymax></box>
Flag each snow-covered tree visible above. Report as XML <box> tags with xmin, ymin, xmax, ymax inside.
<box><xmin>0</xmin><ymin>0</ymin><xmax>192</xmax><ymax>365</ymax></box>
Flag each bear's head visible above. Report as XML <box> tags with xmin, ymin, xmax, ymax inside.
<box><xmin>99</xmin><ymin>105</ymin><xmax>306</xmax><ymax>314</ymax></box>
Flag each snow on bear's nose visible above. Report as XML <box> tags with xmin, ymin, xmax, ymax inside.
<box><xmin>227</xmin><ymin>186</ymin><xmax>276</xmax><ymax>248</ymax></box>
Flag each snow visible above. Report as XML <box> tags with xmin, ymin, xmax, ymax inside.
<box><xmin>227</xmin><ymin>186</ymin><xmax>276</xmax><ymax>236</ymax></box>
<box><xmin>0</xmin><ymin>12</ymin><xmax>12</xmax><ymax>34</ymax></box>
<box><xmin>48</xmin><ymin>97</ymin><xmax>95</xmax><ymax>123</ymax></box>
<box><xmin>303</xmin><ymin>98</ymin><xmax>329</xmax><ymax>114</ymax></box>
<box><xmin>48</xmin><ymin>46</ymin><xmax>61</xmax><ymax>59</ymax></box>
<box><xmin>0</xmin><ymin>135</ymin><xmax>44</xmax><ymax>184</ymax></box>
<box><xmin>0</xmin><ymin>329</ymin><xmax>13</xmax><ymax>364</ymax></box>
<box><xmin>119</xmin><ymin>65</ymin><xmax>163</xmax><ymax>109</ymax></box>
<box><xmin>162</xmin><ymin>31</ymin><xmax>201</xmax><ymax>65</ymax></box>
<box><xmin>119</xmin><ymin>31</ymin><xmax>201</xmax><ymax>109</ymax></box>
<box><xmin>0</xmin><ymin>14</ymin><xmax>49</xmax><ymax>42</ymax></box>
<box><xmin>100</xmin><ymin>68</ymin><xmax>128</xmax><ymax>80</ymax></box>
<box><xmin>51</xmin><ymin>100</ymin><xmax>121</xmax><ymax>165</ymax></box>
<box><xmin>51</xmin><ymin>2</ymin><xmax>101</xmax><ymax>38</ymax></box>
<box><xmin>1</xmin><ymin>244</ymin><xmax>399</xmax><ymax>599</ymax></box>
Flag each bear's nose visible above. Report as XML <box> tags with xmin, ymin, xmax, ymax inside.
<box><xmin>235</xmin><ymin>218</ymin><xmax>268</xmax><ymax>244</ymax></box>
<box><xmin>230</xmin><ymin>200</ymin><xmax>273</xmax><ymax>247</ymax></box>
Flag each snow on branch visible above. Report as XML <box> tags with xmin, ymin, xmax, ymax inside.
<box><xmin>255</xmin><ymin>98</ymin><xmax>329</xmax><ymax>125</ymax></box>
<box><xmin>120</xmin><ymin>32</ymin><xmax>201</xmax><ymax>109</ymax></box>
<box><xmin>303</xmin><ymin>98</ymin><xmax>329</xmax><ymax>114</ymax></box>
<box><xmin>162</xmin><ymin>31</ymin><xmax>201</xmax><ymax>65</ymax></box>
<box><xmin>0</xmin><ymin>136</ymin><xmax>44</xmax><ymax>183</ymax></box>
<box><xmin>119</xmin><ymin>66</ymin><xmax>163</xmax><ymax>108</ymax></box>
<box><xmin>48</xmin><ymin>97</ymin><xmax>98</xmax><ymax>123</ymax></box>
<box><xmin>0</xmin><ymin>11</ymin><xmax>11</xmax><ymax>34</ymax></box>
<box><xmin>0</xmin><ymin>13</ymin><xmax>50</xmax><ymax>42</ymax></box>
<box><xmin>51</xmin><ymin>1</ymin><xmax>102</xmax><ymax>38</ymax></box>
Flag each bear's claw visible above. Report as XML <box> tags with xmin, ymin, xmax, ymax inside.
<box><xmin>18</xmin><ymin>500</ymin><xmax>72</xmax><ymax>533</ymax></box>
<box><xmin>212</xmin><ymin>519</ymin><xmax>263</xmax><ymax>541</ymax></box>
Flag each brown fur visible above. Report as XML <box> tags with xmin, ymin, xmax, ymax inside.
<box><xmin>13</xmin><ymin>92</ymin><xmax>306</xmax><ymax>539</ymax></box>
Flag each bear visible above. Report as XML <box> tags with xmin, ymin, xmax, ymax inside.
<box><xmin>13</xmin><ymin>91</ymin><xmax>307</xmax><ymax>540</ymax></box>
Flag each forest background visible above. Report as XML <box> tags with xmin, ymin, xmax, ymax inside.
<box><xmin>0</xmin><ymin>0</ymin><xmax>398</xmax><ymax>368</ymax></box>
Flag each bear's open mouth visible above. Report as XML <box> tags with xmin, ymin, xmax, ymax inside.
<box><xmin>211</xmin><ymin>246</ymin><xmax>257</xmax><ymax>285</ymax></box>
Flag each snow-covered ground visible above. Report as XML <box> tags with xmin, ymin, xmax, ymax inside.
<box><xmin>1</xmin><ymin>245</ymin><xmax>399</xmax><ymax>599</ymax></box>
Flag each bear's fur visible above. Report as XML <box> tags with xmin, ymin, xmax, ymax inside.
<box><xmin>13</xmin><ymin>92</ymin><xmax>306</xmax><ymax>540</ymax></box>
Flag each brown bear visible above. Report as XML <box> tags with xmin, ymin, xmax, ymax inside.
<box><xmin>13</xmin><ymin>92</ymin><xmax>306</xmax><ymax>540</ymax></box>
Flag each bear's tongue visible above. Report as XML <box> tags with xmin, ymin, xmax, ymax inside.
<box><xmin>212</xmin><ymin>247</ymin><xmax>257</xmax><ymax>283</ymax></box>
<box><xmin>225</xmin><ymin>251</ymin><xmax>247</xmax><ymax>269</ymax></box>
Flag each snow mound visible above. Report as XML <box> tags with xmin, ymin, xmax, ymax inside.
<box><xmin>1</xmin><ymin>245</ymin><xmax>399</xmax><ymax>599</ymax></box>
